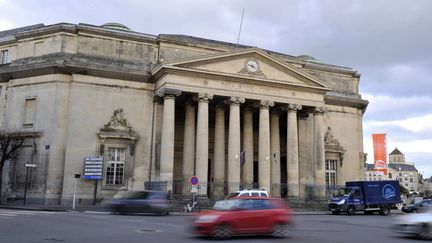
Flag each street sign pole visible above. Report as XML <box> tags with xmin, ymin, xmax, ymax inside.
<box><xmin>93</xmin><ymin>180</ymin><xmax>98</xmax><ymax>206</ymax></box>
<box><xmin>23</xmin><ymin>163</ymin><xmax>37</xmax><ymax>205</ymax></box>
<box><xmin>23</xmin><ymin>166</ymin><xmax>29</xmax><ymax>205</ymax></box>
<box><xmin>72</xmin><ymin>176</ymin><xmax>77</xmax><ymax>210</ymax></box>
<box><xmin>72</xmin><ymin>173</ymin><xmax>81</xmax><ymax>210</ymax></box>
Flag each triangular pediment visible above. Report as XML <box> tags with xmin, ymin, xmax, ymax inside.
<box><xmin>153</xmin><ymin>48</ymin><xmax>331</xmax><ymax>90</ymax></box>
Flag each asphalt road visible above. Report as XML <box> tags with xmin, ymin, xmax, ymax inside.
<box><xmin>0</xmin><ymin>209</ymin><xmax>424</xmax><ymax>243</ymax></box>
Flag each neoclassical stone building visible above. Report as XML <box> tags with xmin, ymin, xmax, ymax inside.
<box><xmin>0</xmin><ymin>23</ymin><xmax>368</xmax><ymax>204</ymax></box>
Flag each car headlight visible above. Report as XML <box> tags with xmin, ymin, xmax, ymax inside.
<box><xmin>337</xmin><ymin>199</ymin><xmax>346</xmax><ymax>205</ymax></box>
<box><xmin>195</xmin><ymin>215</ymin><xmax>220</xmax><ymax>223</ymax></box>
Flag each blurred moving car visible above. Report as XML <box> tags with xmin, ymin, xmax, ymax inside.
<box><xmin>192</xmin><ymin>197</ymin><xmax>294</xmax><ymax>239</ymax></box>
<box><xmin>224</xmin><ymin>189</ymin><xmax>269</xmax><ymax>199</ymax></box>
<box><xmin>108</xmin><ymin>190</ymin><xmax>171</xmax><ymax>215</ymax></box>
<box><xmin>402</xmin><ymin>199</ymin><xmax>432</xmax><ymax>213</ymax></box>
<box><xmin>393</xmin><ymin>208</ymin><xmax>432</xmax><ymax>240</ymax></box>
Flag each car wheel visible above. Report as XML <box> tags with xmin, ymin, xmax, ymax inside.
<box><xmin>417</xmin><ymin>224</ymin><xmax>431</xmax><ymax>240</ymax></box>
<box><xmin>212</xmin><ymin>224</ymin><xmax>233</xmax><ymax>240</ymax></box>
<box><xmin>347</xmin><ymin>206</ymin><xmax>355</xmax><ymax>215</ymax></box>
<box><xmin>272</xmin><ymin>223</ymin><xmax>293</xmax><ymax>238</ymax></box>
<box><xmin>379</xmin><ymin>206</ymin><xmax>390</xmax><ymax>216</ymax></box>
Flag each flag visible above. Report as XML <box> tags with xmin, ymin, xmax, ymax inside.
<box><xmin>240</xmin><ymin>150</ymin><xmax>246</xmax><ymax>166</ymax></box>
<box><xmin>372</xmin><ymin>134</ymin><xmax>387</xmax><ymax>175</ymax></box>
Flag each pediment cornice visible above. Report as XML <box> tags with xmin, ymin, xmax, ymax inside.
<box><xmin>151</xmin><ymin>48</ymin><xmax>333</xmax><ymax>94</ymax></box>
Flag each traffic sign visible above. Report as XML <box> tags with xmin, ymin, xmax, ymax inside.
<box><xmin>83</xmin><ymin>157</ymin><xmax>103</xmax><ymax>180</ymax></box>
<box><xmin>190</xmin><ymin>176</ymin><xmax>199</xmax><ymax>185</ymax></box>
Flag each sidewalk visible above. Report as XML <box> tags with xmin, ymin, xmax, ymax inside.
<box><xmin>0</xmin><ymin>202</ymin><xmax>404</xmax><ymax>215</ymax></box>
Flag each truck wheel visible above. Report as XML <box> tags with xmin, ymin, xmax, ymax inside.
<box><xmin>379</xmin><ymin>206</ymin><xmax>390</xmax><ymax>216</ymax></box>
<box><xmin>347</xmin><ymin>206</ymin><xmax>355</xmax><ymax>215</ymax></box>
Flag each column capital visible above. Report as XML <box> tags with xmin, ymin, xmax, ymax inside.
<box><xmin>194</xmin><ymin>92</ymin><xmax>214</xmax><ymax>102</ymax></box>
<box><xmin>225</xmin><ymin>96</ymin><xmax>245</xmax><ymax>105</ymax></box>
<box><xmin>184</xmin><ymin>100</ymin><xmax>196</xmax><ymax>109</ymax></box>
<box><xmin>244</xmin><ymin>105</ymin><xmax>255</xmax><ymax>113</ymax></box>
<box><xmin>215</xmin><ymin>102</ymin><xmax>226</xmax><ymax>110</ymax></box>
<box><xmin>313</xmin><ymin>106</ymin><xmax>326</xmax><ymax>115</ymax></box>
<box><xmin>283</xmin><ymin>103</ymin><xmax>302</xmax><ymax>112</ymax></box>
<box><xmin>156</xmin><ymin>88</ymin><xmax>181</xmax><ymax>99</ymax></box>
<box><xmin>256</xmin><ymin>100</ymin><xmax>274</xmax><ymax>109</ymax></box>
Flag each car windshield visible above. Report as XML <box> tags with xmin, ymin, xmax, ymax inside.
<box><xmin>224</xmin><ymin>192</ymin><xmax>240</xmax><ymax>199</ymax></box>
<box><xmin>333</xmin><ymin>188</ymin><xmax>350</xmax><ymax>197</ymax></box>
<box><xmin>213</xmin><ymin>200</ymin><xmax>240</xmax><ymax>210</ymax></box>
<box><xmin>121</xmin><ymin>191</ymin><xmax>167</xmax><ymax>200</ymax></box>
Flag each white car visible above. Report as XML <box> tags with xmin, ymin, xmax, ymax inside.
<box><xmin>225</xmin><ymin>189</ymin><xmax>269</xmax><ymax>199</ymax></box>
<box><xmin>392</xmin><ymin>208</ymin><xmax>432</xmax><ymax>240</ymax></box>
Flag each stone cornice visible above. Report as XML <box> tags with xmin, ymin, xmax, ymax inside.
<box><xmin>324</xmin><ymin>94</ymin><xmax>369</xmax><ymax>113</ymax></box>
<box><xmin>2</xmin><ymin>23</ymin><xmax>158</xmax><ymax>44</ymax></box>
<box><xmin>0</xmin><ymin>53</ymin><xmax>151</xmax><ymax>82</ymax></box>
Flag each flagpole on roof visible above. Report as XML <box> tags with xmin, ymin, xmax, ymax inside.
<box><xmin>236</xmin><ymin>8</ymin><xmax>245</xmax><ymax>47</ymax></box>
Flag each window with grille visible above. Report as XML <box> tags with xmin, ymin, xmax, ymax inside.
<box><xmin>325</xmin><ymin>159</ymin><xmax>337</xmax><ymax>187</ymax></box>
<box><xmin>105</xmin><ymin>147</ymin><xmax>126</xmax><ymax>185</ymax></box>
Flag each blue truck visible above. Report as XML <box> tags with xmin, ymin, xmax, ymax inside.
<box><xmin>328</xmin><ymin>180</ymin><xmax>401</xmax><ymax>215</ymax></box>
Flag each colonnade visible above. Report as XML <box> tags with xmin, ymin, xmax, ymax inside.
<box><xmin>157</xmin><ymin>89</ymin><xmax>325</xmax><ymax>195</ymax></box>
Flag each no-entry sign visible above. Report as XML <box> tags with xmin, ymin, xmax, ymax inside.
<box><xmin>190</xmin><ymin>176</ymin><xmax>199</xmax><ymax>185</ymax></box>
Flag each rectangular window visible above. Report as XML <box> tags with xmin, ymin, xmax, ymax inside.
<box><xmin>1</xmin><ymin>50</ymin><xmax>8</xmax><ymax>64</ymax></box>
<box><xmin>105</xmin><ymin>147</ymin><xmax>126</xmax><ymax>185</ymax></box>
<box><xmin>325</xmin><ymin>159</ymin><xmax>337</xmax><ymax>187</ymax></box>
<box><xmin>23</xmin><ymin>98</ymin><xmax>36</xmax><ymax>127</ymax></box>
<box><xmin>410</xmin><ymin>178</ymin><xmax>413</xmax><ymax>182</ymax></box>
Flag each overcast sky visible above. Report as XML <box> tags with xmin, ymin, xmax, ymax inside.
<box><xmin>1</xmin><ymin>0</ymin><xmax>431</xmax><ymax>178</ymax></box>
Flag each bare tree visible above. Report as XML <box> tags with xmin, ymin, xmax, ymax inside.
<box><xmin>0</xmin><ymin>130</ymin><xmax>24</xmax><ymax>204</ymax></box>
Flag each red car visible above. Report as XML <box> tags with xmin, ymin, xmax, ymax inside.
<box><xmin>192</xmin><ymin>197</ymin><xmax>294</xmax><ymax>239</ymax></box>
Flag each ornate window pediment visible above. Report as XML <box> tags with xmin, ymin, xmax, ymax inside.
<box><xmin>100</xmin><ymin>108</ymin><xmax>138</xmax><ymax>140</ymax></box>
<box><xmin>324</xmin><ymin>127</ymin><xmax>346</xmax><ymax>166</ymax></box>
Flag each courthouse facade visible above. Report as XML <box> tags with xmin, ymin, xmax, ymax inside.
<box><xmin>0</xmin><ymin>23</ymin><xmax>368</xmax><ymax>204</ymax></box>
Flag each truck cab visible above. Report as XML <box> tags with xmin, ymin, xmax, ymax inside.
<box><xmin>328</xmin><ymin>187</ymin><xmax>364</xmax><ymax>215</ymax></box>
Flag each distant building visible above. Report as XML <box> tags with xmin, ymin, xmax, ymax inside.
<box><xmin>365</xmin><ymin>148</ymin><xmax>419</xmax><ymax>192</ymax></box>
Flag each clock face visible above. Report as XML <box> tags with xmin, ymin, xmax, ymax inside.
<box><xmin>246</xmin><ymin>59</ymin><xmax>259</xmax><ymax>73</ymax></box>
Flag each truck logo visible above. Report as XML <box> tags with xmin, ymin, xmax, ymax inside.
<box><xmin>382</xmin><ymin>184</ymin><xmax>396</xmax><ymax>200</ymax></box>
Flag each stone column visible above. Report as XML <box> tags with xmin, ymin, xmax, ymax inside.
<box><xmin>270</xmin><ymin>109</ymin><xmax>280</xmax><ymax>196</ymax></box>
<box><xmin>285</xmin><ymin>104</ymin><xmax>302</xmax><ymax>198</ymax></box>
<box><xmin>258</xmin><ymin>100</ymin><xmax>274</xmax><ymax>192</ymax></box>
<box><xmin>159</xmin><ymin>89</ymin><xmax>180</xmax><ymax>192</ymax></box>
<box><xmin>195</xmin><ymin>93</ymin><xmax>213</xmax><ymax>195</ymax></box>
<box><xmin>182</xmin><ymin>101</ymin><xmax>196</xmax><ymax>195</ymax></box>
<box><xmin>242</xmin><ymin>106</ymin><xmax>254</xmax><ymax>188</ymax></box>
<box><xmin>213</xmin><ymin>104</ymin><xmax>225</xmax><ymax>194</ymax></box>
<box><xmin>227</xmin><ymin>96</ymin><xmax>245</xmax><ymax>193</ymax></box>
<box><xmin>314</xmin><ymin>107</ymin><xmax>326</xmax><ymax>193</ymax></box>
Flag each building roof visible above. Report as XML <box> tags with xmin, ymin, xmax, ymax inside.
<box><xmin>388</xmin><ymin>163</ymin><xmax>418</xmax><ymax>172</ymax></box>
<box><xmin>389</xmin><ymin>147</ymin><xmax>403</xmax><ymax>155</ymax></box>
<box><xmin>365</xmin><ymin>163</ymin><xmax>418</xmax><ymax>172</ymax></box>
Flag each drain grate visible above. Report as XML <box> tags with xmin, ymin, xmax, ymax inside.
<box><xmin>135</xmin><ymin>229</ymin><xmax>162</xmax><ymax>233</ymax></box>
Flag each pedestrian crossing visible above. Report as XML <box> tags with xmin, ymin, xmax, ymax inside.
<box><xmin>0</xmin><ymin>209</ymin><xmax>62</xmax><ymax>219</ymax></box>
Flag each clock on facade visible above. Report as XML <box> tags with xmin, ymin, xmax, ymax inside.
<box><xmin>245</xmin><ymin>59</ymin><xmax>259</xmax><ymax>73</ymax></box>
